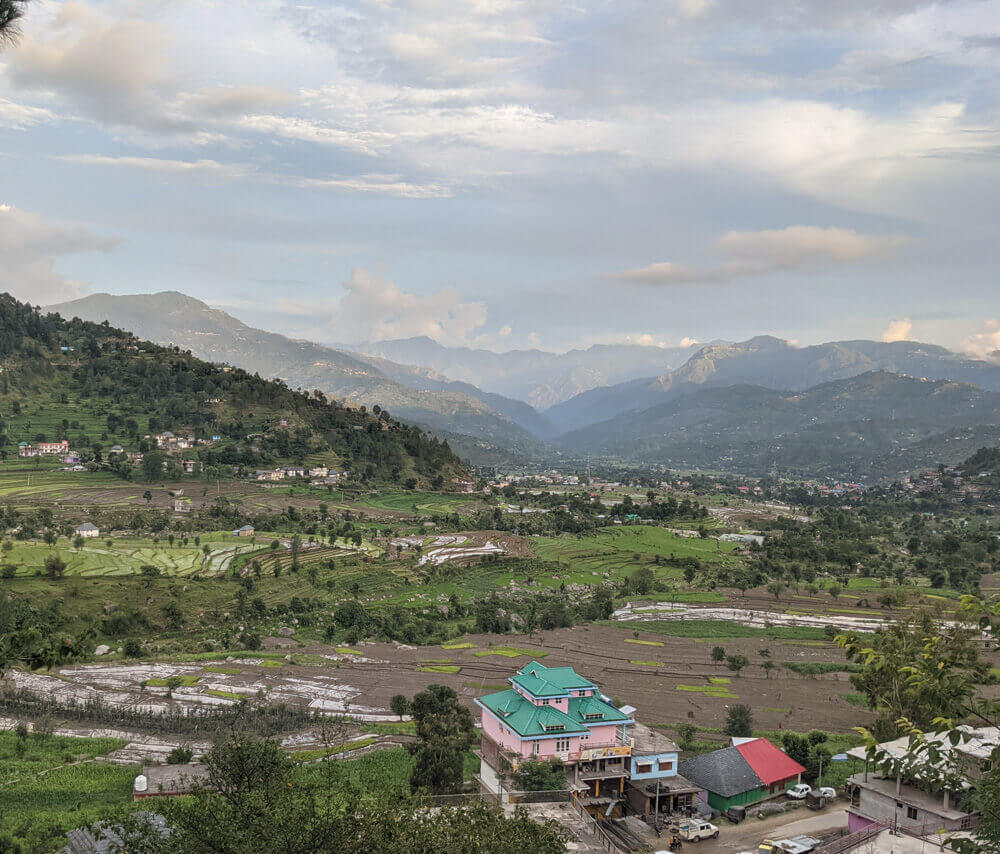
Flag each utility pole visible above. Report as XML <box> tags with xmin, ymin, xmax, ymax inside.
<box><xmin>655</xmin><ymin>779</ymin><xmax>661</xmax><ymax>829</ymax></box>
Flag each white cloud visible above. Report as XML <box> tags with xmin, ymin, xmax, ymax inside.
<box><xmin>292</xmin><ymin>174</ymin><xmax>454</xmax><ymax>199</ymax></box>
<box><xmin>318</xmin><ymin>266</ymin><xmax>487</xmax><ymax>346</ymax></box>
<box><xmin>961</xmin><ymin>320</ymin><xmax>1000</xmax><ymax>360</ymax></box>
<box><xmin>614</xmin><ymin>226</ymin><xmax>909</xmax><ymax>285</ymax></box>
<box><xmin>0</xmin><ymin>204</ymin><xmax>118</xmax><ymax>304</ymax></box>
<box><xmin>56</xmin><ymin>154</ymin><xmax>250</xmax><ymax>180</ymax></box>
<box><xmin>680</xmin><ymin>336</ymin><xmax>700</xmax><ymax>347</ymax></box>
<box><xmin>882</xmin><ymin>317</ymin><xmax>914</xmax><ymax>342</ymax></box>
<box><xmin>0</xmin><ymin>97</ymin><xmax>52</xmax><ymax>129</ymax></box>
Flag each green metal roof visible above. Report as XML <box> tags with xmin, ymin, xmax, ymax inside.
<box><xmin>479</xmin><ymin>665</ymin><xmax>632</xmax><ymax>739</ymax></box>
<box><xmin>478</xmin><ymin>689</ymin><xmax>588</xmax><ymax>737</ymax></box>
<box><xmin>568</xmin><ymin>694</ymin><xmax>632</xmax><ymax>725</ymax></box>
<box><xmin>510</xmin><ymin>661</ymin><xmax>598</xmax><ymax>698</ymax></box>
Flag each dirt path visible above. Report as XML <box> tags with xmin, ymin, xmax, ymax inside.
<box><xmin>699</xmin><ymin>806</ymin><xmax>848</xmax><ymax>854</ymax></box>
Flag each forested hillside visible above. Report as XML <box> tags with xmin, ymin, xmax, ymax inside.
<box><xmin>0</xmin><ymin>295</ymin><xmax>466</xmax><ymax>485</ymax></box>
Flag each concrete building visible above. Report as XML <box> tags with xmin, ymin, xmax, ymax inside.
<box><xmin>75</xmin><ymin>522</ymin><xmax>100</xmax><ymax>538</ymax></box>
<box><xmin>845</xmin><ymin>726</ymin><xmax>997</xmax><ymax>835</ymax></box>
<box><xmin>625</xmin><ymin>722</ymin><xmax>700</xmax><ymax>819</ymax></box>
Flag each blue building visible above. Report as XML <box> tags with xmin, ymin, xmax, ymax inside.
<box><xmin>624</xmin><ymin>721</ymin><xmax>700</xmax><ymax>818</ymax></box>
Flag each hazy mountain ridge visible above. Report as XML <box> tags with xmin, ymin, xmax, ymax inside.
<box><xmin>546</xmin><ymin>335</ymin><xmax>1000</xmax><ymax>431</ymax></box>
<box><xmin>46</xmin><ymin>292</ymin><xmax>546</xmax><ymax>448</ymax></box>
<box><xmin>558</xmin><ymin>371</ymin><xmax>1000</xmax><ymax>478</ymax></box>
<box><xmin>366</xmin><ymin>336</ymin><xmax>700</xmax><ymax>409</ymax></box>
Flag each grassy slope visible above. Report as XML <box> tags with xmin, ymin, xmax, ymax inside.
<box><xmin>0</xmin><ymin>731</ymin><xmax>133</xmax><ymax>852</ymax></box>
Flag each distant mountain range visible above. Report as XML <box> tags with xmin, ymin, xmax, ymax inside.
<box><xmin>366</xmin><ymin>336</ymin><xmax>699</xmax><ymax>409</ymax></box>
<box><xmin>558</xmin><ymin>371</ymin><xmax>1000</xmax><ymax>479</ymax></box>
<box><xmin>545</xmin><ymin>335</ymin><xmax>1000</xmax><ymax>431</ymax></box>
<box><xmin>48</xmin><ymin>292</ymin><xmax>1000</xmax><ymax>478</ymax></box>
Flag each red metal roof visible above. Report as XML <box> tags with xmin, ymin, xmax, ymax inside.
<box><xmin>734</xmin><ymin>737</ymin><xmax>806</xmax><ymax>785</ymax></box>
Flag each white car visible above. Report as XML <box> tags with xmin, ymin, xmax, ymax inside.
<box><xmin>813</xmin><ymin>786</ymin><xmax>836</xmax><ymax>799</ymax></box>
<box><xmin>676</xmin><ymin>819</ymin><xmax>720</xmax><ymax>841</ymax></box>
<box><xmin>786</xmin><ymin>783</ymin><xmax>812</xmax><ymax>799</ymax></box>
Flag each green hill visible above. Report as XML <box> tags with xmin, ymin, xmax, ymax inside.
<box><xmin>558</xmin><ymin>371</ymin><xmax>1000</xmax><ymax>480</ymax></box>
<box><xmin>0</xmin><ymin>294</ymin><xmax>466</xmax><ymax>486</ymax></box>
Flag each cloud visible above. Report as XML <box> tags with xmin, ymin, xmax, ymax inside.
<box><xmin>4</xmin><ymin>4</ymin><xmax>291</xmax><ymax>140</ymax></box>
<box><xmin>680</xmin><ymin>337</ymin><xmax>700</xmax><ymax>347</ymax></box>
<box><xmin>292</xmin><ymin>174</ymin><xmax>454</xmax><ymax>199</ymax></box>
<box><xmin>316</xmin><ymin>266</ymin><xmax>487</xmax><ymax>346</ymax></box>
<box><xmin>56</xmin><ymin>154</ymin><xmax>250</xmax><ymax>180</ymax></box>
<box><xmin>882</xmin><ymin>318</ymin><xmax>914</xmax><ymax>342</ymax></box>
<box><xmin>0</xmin><ymin>97</ymin><xmax>52</xmax><ymax>129</ymax></box>
<box><xmin>614</xmin><ymin>226</ymin><xmax>908</xmax><ymax>285</ymax></box>
<box><xmin>0</xmin><ymin>204</ymin><xmax>118</xmax><ymax>304</ymax></box>
<box><xmin>961</xmin><ymin>320</ymin><xmax>1000</xmax><ymax>359</ymax></box>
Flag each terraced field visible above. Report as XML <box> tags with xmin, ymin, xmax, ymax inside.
<box><xmin>0</xmin><ymin>467</ymin><xmax>131</xmax><ymax>505</ymax></box>
<box><xmin>532</xmin><ymin>525</ymin><xmax>740</xmax><ymax>584</ymax></box>
<box><xmin>4</xmin><ymin>537</ymin><xmax>261</xmax><ymax>577</ymax></box>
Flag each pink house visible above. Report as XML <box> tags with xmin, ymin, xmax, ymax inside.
<box><xmin>476</xmin><ymin>661</ymin><xmax>635</xmax><ymax>815</ymax></box>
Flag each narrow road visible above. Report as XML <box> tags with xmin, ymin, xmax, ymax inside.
<box><xmin>694</xmin><ymin>805</ymin><xmax>848</xmax><ymax>854</ymax></box>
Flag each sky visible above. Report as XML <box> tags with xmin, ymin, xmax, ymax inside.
<box><xmin>1</xmin><ymin>0</ymin><xmax>999</xmax><ymax>356</ymax></box>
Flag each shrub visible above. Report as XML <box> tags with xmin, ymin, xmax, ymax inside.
<box><xmin>167</xmin><ymin>745</ymin><xmax>194</xmax><ymax>764</ymax></box>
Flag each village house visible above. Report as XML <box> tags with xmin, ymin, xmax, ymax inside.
<box><xmin>844</xmin><ymin>726</ymin><xmax>997</xmax><ymax>835</ymax></box>
<box><xmin>678</xmin><ymin>737</ymin><xmax>805</xmax><ymax>813</ymax></box>
<box><xmin>624</xmin><ymin>722</ymin><xmax>700</xmax><ymax>819</ymax></box>
<box><xmin>109</xmin><ymin>445</ymin><xmax>124</xmax><ymax>455</ymax></box>
<box><xmin>180</xmin><ymin>460</ymin><xmax>198</xmax><ymax>474</ymax></box>
<box><xmin>155</xmin><ymin>432</ymin><xmax>194</xmax><ymax>451</ymax></box>
<box><xmin>75</xmin><ymin>522</ymin><xmax>100</xmax><ymax>538</ymax></box>
<box><xmin>284</xmin><ymin>466</ymin><xmax>306</xmax><ymax>478</ymax></box>
<box><xmin>254</xmin><ymin>469</ymin><xmax>285</xmax><ymax>482</ymax></box>
<box><xmin>233</xmin><ymin>524</ymin><xmax>255</xmax><ymax>537</ymax></box>
<box><xmin>476</xmin><ymin>661</ymin><xmax>636</xmax><ymax>818</ymax></box>
<box><xmin>19</xmin><ymin>439</ymin><xmax>71</xmax><ymax>457</ymax></box>
<box><xmin>38</xmin><ymin>439</ymin><xmax>71</xmax><ymax>455</ymax></box>
<box><xmin>308</xmin><ymin>466</ymin><xmax>329</xmax><ymax>478</ymax></box>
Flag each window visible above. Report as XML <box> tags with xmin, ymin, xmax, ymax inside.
<box><xmin>658</xmin><ymin>760</ymin><xmax>674</xmax><ymax>772</ymax></box>
<box><xmin>556</xmin><ymin>738</ymin><xmax>571</xmax><ymax>752</ymax></box>
<box><xmin>637</xmin><ymin>763</ymin><xmax>653</xmax><ymax>775</ymax></box>
<box><xmin>532</xmin><ymin>742</ymin><xmax>540</xmax><ymax>755</ymax></box>
<box><xmin>907</xmin><ymin>807</ymin><xmax>918</xmax><ymax>821</ymax></box>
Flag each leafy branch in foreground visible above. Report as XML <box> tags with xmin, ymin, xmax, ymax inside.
<box><xmin>116</xmin><ymin>728</ymin><xmax>567</xmax><ymax>853</ymax></box>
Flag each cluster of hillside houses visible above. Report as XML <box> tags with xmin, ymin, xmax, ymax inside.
<box><xmin>17</xmin><ymin>431</ymin><xmax>344</xmax><ymax>486</ymax></box>
<box><xmin>253</xmin><ymin>466</ymin><xmax>342</xmax><ymax>486</ymax></box>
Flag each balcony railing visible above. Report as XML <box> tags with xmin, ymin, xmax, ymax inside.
<box><xmin>482</xmin><ymin>731</ymin><xmax>635</xmax><ymax>776</ymax></box>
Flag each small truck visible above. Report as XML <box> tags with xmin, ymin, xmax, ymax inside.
<box><xmin>675</xmin><ymin>819</ymin><xmax>720</xmax><ymax>842</ymax></box>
